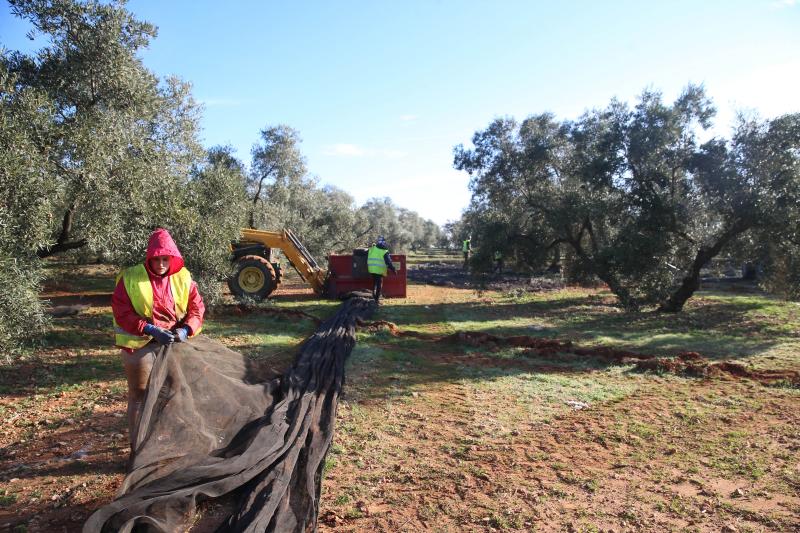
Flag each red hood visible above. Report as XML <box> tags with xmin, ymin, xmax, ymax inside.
<box><xmin>145</xmin><ymin>228</ymin><xmax>184</xmax><ymax>276</ymax></box>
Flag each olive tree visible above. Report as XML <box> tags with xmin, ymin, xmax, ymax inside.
<box><xmin>398</xmin><ymin>209</ymin><xmax>442</xmax><ymax>250</ymax></box>
<box><xmin>5</xmin><ymin>0</ymin><xmax>206</xmax><ymax>259</ymax></box>
<box><xmin>248</xmin><ymin>124</ymin><xmax>373</xmax><ymax>259</ymax></box>
<box><xmin>162</xmin><ymin>147</ymin><xmax>249</xmax><ymax>305</ymax></box>
<box><xmin>1</xmin><ymin>0</ymin><xmax>247</xmax><ymax>355</ymax></box>
<box><xmin>659</xmin><ymin>112</ymin><xmax>800</xmax><ymax>310</ymax></box>
<box><xmin>0</xmin><ymin>64</ymin><xmax>54</xmax><ymax>357</ymax></box>
<box><xmin>248</xmin><ymin>125</ymin><xmax>307</xmax><ymax>229</ymax></box>
<box><xmin>455</xmin><ymin>85</ymin><xmax>800</xmax><ymax>310</ymax></box>
<box><xmin>358</xmin><ymin>198</ymin><xmax>412</xmax><ymax>251</ymax></box>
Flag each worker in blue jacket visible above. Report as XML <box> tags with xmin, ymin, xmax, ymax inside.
<box><xmin>367</xmin><ymin>236</ymin><xmax>397</xmax><ymax>304</ymax></box>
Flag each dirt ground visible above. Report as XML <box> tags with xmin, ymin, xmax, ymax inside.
<box><xmin>320</xmin><ymin>380</ymin><xmax>798</xmax><ymax>532</ymax></box>
<box><xmin>0</xmin><ymin>268</ymin><xmax>798</xmax><ymax>532</ymax></box>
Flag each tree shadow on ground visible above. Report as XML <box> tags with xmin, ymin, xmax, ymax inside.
<box><xmin>341</xmin><ymin>335</ymin><xmax>794</xmax><ymax>410</ymax></box>
<box><xmin>340</xmin><ymin>341</ymin><xmax>629</xmax><ymax>408</ymax></box>
<box><xmin>7</xmin><ymin>287</ymin><xmax>790</xmax><ymax>401</ymax></box>
<box><xmin>0</xmin><ymin>436</ymin><xmax>126</xmax><ymax>533</ymax></box>
<box><xmin>0</xmin><ymin>353</ymin><xmax>120</xmax><ymax>399</ymax></box>
<box><xmin>381</xmin><ymin>296</ymin><xmax>789</xmax><ymax>361</ymax></box>
<box><xmin>3</xmin><ymin>441</ymin><xmax>126</xmax><ymax>482</ymax></box>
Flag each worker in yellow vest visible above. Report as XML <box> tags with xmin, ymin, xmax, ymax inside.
<box><xmin>462</xmin><ymin>238</ymin><xmax>471</xmax><ymax>269</ymax></box>
<box><xmin>111</xmin><ymin>228</ymin><xmax>205</xmax><ymax>445</ymax></box>
<box><xmin>493</xmin><ymin>250</ymin><xmax>504</xmax><ymax>274</ymax></box>
<box><xmin>367</xmin><ymin>236</ymin><xmax>397</xmax><ymax>304</ymax></box>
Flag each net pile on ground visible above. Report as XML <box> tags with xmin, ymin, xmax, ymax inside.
<box><xmin>84</xmin><ymin>295</ymin><xmax>374</xmax><ymax>533</ymax></box>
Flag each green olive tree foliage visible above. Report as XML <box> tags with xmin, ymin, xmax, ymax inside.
<box><xmin>247</xmin><ymin>125</ymin><xmax>447</xmax><ymax>260</ymax></box>
<box><xmin>167</xmin><ymin>148</ymin><xmax>248</xmax><ymax>304</ymax></box>
<box><xmin>1</xmin><ymin>1</ymin><xmax>247</xmax><ymax>355</ymax></box>
<box><xmin>658</xmin><ymin>112</ymin><xmax>800</xmax><ymax>310</ymax></box>
<box><xmin>247</xmin><ymin>124</ymin><xmax>368</xmax><ymax>259</ymax></box>
<box><xmin>0</xmin><ymin>66</ymin><xmax>54</xmax><ymax>357</ymax></box>
<box><xmin>299</xmin><ymin>185</ymin><xmax>368</xmax><ymax>256</ymax></box>
<box><xmin>246</xmin><ymin>125</ymin><xmax>444</xmax><ymax>259</ymax></box>
<box><xmin>399</xmin><ymin>209</ymin><xmax>443</xmax><ymax>251</ymax></box>
<box><xmin>442</xmin><ymin>219</ymin><xmax>467</xmax><ymax>249</ymax></box>
<box><xmin>454</xmin><ymin>86</ymin><xmax>800</xmax><ymax>310</ymax></box>
<box><xmin>5</xmin><ymin>0</ymin><xmax>205</xmax><ymax>259</ymax></box>
<box><xmin>247</xmin><ymin>125</ymin><xmax>307</xmax><ymax>229</ymax></box>
<box><xmin>357</xmin><ymin>198</ymin><xmax>440</xmax><ymax>253</ymax></box>
<box><xmin>94</xmin><ymin>146</ymin><xmax>247</xmax><ymax>304</ymax></box>
<box><xmin>359</xmin><ymin>198</ymin><xmax>409</xmax><ymax>251</ymax></box>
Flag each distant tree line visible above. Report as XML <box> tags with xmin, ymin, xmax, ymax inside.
<box><xmin>453</xmin><ymin>85</ymin><xmax>800</xmax><ymax>311</ymax></box>
<box><xmin>0</xmin><ymin>0</ymin><xmax>440</xmax><ymax>357</ymax></box>
<box><xmin>244</xmin><ymin>125</ymin><xmax>442</xmax><ymax>258</ymax></box>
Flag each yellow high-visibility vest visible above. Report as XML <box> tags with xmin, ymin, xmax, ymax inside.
<box><xmin>113</xmin><ymin>264</ymin><xmax>199</xmax><ymax>349</ymax></box>
<box><xmin>462</xmin><ymin>240</ymin><xmax>470</xmax><ymax>252</ymax></box>
<box><xmin>367</xmin><ymin>246</ymin><xmax>388</xmax><ymax>276</ymax></box>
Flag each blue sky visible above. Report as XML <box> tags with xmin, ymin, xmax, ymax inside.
<box><xmin>2</xmin><ymin>0</ymin><xmax>799</xmax><ymax>226</ymax></box>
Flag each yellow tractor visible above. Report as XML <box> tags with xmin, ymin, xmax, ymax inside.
<box><xmin>228</xmin><ymin>228</ymin><xmax>327</xmax><ymax>300</ymax></box>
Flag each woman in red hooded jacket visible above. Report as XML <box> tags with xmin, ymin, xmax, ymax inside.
<box><xmin>111</xmin><ymin>228</ymin><xmax>205</xmax><ymax>445</ymax></box>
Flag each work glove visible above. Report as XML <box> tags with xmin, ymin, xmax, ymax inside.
<box><xmin>174</xmin><ymin>327</ymin><xmax>189</xmax><ymax>343</ymax></box>
<box><xmin>143</xmin><ymin>323</ymin><xmax>175</xmax><ymax>345</ymax></box>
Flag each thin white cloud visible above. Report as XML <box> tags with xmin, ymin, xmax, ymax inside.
<box><xmin>771</xmin><ymin>0</ymin><xmax>797</xmax><ymax>8</ymax></box>
<box><xmin>399</xmin><ymin>114</ymin><xmax>418</xmax><ymax>122</ymax></box>
<box><xmin>322</xmin><ymin>144</ymin><xmax>406</xmax><ymax>159</ymax></box>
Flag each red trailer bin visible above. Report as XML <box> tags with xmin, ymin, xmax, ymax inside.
<box><xmin>326</xmin><ymin>252</ymin><xmax>407</xmax><ymax>298</ymax></box>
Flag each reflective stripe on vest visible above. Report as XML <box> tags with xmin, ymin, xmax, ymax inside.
<box><xmin>367</xmin><ymin>246</ymin><xmax>388</xmax><ymax>276</ymax></box>
<box><xmin>113</xmin><ymin>264</ymin><xmax>198</xmax><ymax>349</ymax></box>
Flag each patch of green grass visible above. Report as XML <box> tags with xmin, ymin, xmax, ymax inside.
<box><xmin>583</xmin><ymin>478</ymin><xmax>600</xmax><ymax>493</ymax></box>
<box><xmin>322</xmin><ymin>455</ymin><xmax>337</xmax><ymax>475</ymax></box>
<box><xmin>383</xmin><ymin>285</ymin><xmax>800</xmax><ymax>369</ymax></box>
<box><xmin>332</xmin><ymin>494</ymin><xmax>350</xmax><ymax>506</ymax></box>
<box><xmin>617</xmin><ymin>508</ymin><xmax>642</xmax><ymax>526</ymax></box>
<box><xmin>0</xmin><ymin>490</ymin><xmax>18</xmax><ymax>507</ymax></box>
<box><xmin>547</xmin><ymin>486</ymin><xmax>569</xmax><ymax>499</ymax></box>
<box><xmin>457</xmin><ymin>369</ymin><xmax>636</xmax><ymax>427</ymax></box>
<box><xmin>486</xmin><ymin>512</ymin><xmax>511</xmax><ymax>530</ymax></box>
<box><xmin>628</xmin><ymin>421</ymin><xmax>657</xmax><ymax>441</ymax></box>
<box><xmin>267</xmin><ymin>297</ymin><xmax>341</xmax><ymax>319</ymax></box>
<box><xmin>0</xmin><ymin>352</ymin><xmax>122</xmax><ymax>401</ymax></box>
<box><xmin>468</xmin><ymin>464</ymin><xmax>489</xmax><ymax>481</ymax></box>
<box><xmin>555</xmin><ymin>470</ymin><xmax>582</xmax><ymax>485</ymax></box>
<box><xmin>705</xmin><ymin>430</ymin><xmax>768</xmax><ymax>480</ymax></box>
<box><xmin>663</xmin><ymin>495</ymin><xmax>697</xmax><ymax>518</ymax></box>
<box><xmin>343</xmin><ymin>508</ymin><xmax>364</xmax><ymax>519</ymax></box>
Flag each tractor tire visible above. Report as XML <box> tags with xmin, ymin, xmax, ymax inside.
<box><xmin>228</xmin><ymin>255</ymin><xmax>277</xmax><ymax>301</ymax></box>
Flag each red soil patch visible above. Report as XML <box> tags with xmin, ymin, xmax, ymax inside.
<box><xmin>355</xmin><ymin>319</ymin><xmax>431</xmax><ymax>339</ymax></box>
<box><xmin>452</xmin><ymin>331</ymin><xmax>799</xmax><ymax>386</ymax></box>
<box><xmin>635</xmin><ymin>357</ymin><xmax>800</xmax><ymax>386</ymax></box>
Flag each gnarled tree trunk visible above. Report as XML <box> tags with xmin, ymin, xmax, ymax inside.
<box><xmin>659</xmin><ymin>220</ymin><xmax>751</xmax><ymax>312</ymax></box>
